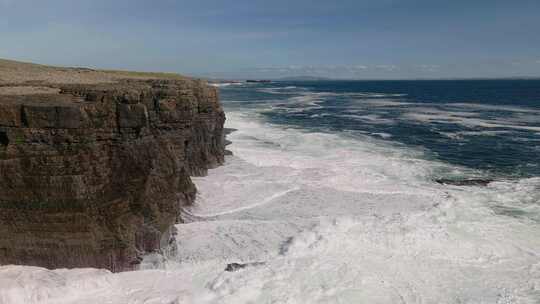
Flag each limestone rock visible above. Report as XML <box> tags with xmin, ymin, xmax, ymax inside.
<box><xmin>0</xmin><ymin>78</ymin><xmax>225</xmax><ymax>272</ymax></box>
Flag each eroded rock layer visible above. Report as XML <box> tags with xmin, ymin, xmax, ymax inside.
<box><xmin>0</xmin><ymin>79</ymin><xmax>224</xmax><ymax>272</ymax></box>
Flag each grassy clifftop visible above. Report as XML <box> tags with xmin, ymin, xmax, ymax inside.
<box><xmin>0</xmin><ymin>58</ymin><xmax>187</xmax><ymax>87</ymax></box>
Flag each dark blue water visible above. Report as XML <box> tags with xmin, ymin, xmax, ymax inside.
<box><xmin>220</xmin><ymin>80</ymin><xmax>540</xmax><ymax>178</ymax></box>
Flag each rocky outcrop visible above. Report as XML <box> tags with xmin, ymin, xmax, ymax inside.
<box><xmin>0</xmin><ymin>78</ymin><xmax>225</xmax><ymax>272</ymax></box>
<box><xmin>435</xmin><ymin>179</ymin><xmax>493</xmax><ymax>186</ymax></box>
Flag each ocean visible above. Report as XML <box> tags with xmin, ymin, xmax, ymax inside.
<box><xmin>221</xmin><ymin>80</ymin><xmax>540</xmax><ymax>178</ymax></box>
<box><xmin>184</xmin><ymin>79</ymin><xmax>540</xmax><ymax>302</ymax></box>
<box><xmin>3</xmin><ymin>80</ymin><xmax>540</xmax><ymax>303</ymax></box>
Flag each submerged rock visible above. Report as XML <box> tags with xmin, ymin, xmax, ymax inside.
<box><xmin>224</xmin><ymin>128</ymin><xmax>238</xmax><ymax>136</ymax></box>
<box><xmin>224</xmin><ymin>262</ymin><xmax>266</xmax><ymax>272</ymax></box>
<box><xmin>435</xmin><ymin>179</ymin><xmax>494</xmax><ymax>186</ymax></box>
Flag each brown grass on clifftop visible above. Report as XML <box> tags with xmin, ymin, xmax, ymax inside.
<box><xmin>0</xmin><ymin>58</ymin><xmax>188</xmax><ymax>94</ymax></box>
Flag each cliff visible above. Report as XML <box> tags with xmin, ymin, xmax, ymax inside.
<box><xmin>0</xmin><ymin>60</ymin><xmax>225</xmax><ymax>272</ymax></box>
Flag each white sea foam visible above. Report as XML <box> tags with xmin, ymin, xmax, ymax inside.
<box><xmin>451</xmin><ymin>102</ymin><xmax>540</xmax><ymax>114</ymax></box>
<box><xmin>259</xmin><ymin>89</ymin><xmax>406</xmax><ymax>99</ymax></box>
<box><xmin>338</xmin><ymin>113</ymin><xmax>396</xmax><ymax>125</ymax></box>
<box><xmin>257</xmin><ymin>86</ymin><xmax>302</xmax><ymax>95</ymax></box>
<box><xmin>371</xmin><ymin>132</ymin><xmax>393</xmax><ymax>138</ymax></box>
<box><xmin>342</xmin><ymin>92</ymin><xmax>407</xmax><ymax>98</ymax></box>
<box><xmin>209</xmin><ymin>82</ymin><xmax>244</xmax><ymax>88</ymax></box>
<box><xmin>344</xmin><ymin>101</ymin><xmax>540</xmax><ymax>134</ymax></box>
<box><xmin>1</xmin><ymin>111</ymin><xmax>540</xmax><ymax>304</ymax></box>
<box><xmin>358</xmin><ymin>99</ymin><xmax>416</xmax><ymax>106</ymax></box>
<box><xmin>257</xmin><ymin>88</ymin><xmax>284</xmax><ymax>94</ymax></box>
<box><xmin>439</xmin><ymin>130</ymin><xmax>514</xmax><ymax>140</ymax></box>
<box><xmin>270</xmin><ymin>92</ymin><xmax>334</xmax><ymax>112</ymax></box>
<box><xmin>309</xmin><ymin>113</ymin><xmax>330</xmax><ymax>118</ymax></box>
<box><xmin>403</xmin><ymin>112</ymin><xmax>540</xmax><ymax>132</ymax></box>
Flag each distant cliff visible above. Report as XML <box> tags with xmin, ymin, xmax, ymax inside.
<box><xmin>0</xmin><ymin>60</ymin><xmax>225</xmax><ymax>272</ymax></box>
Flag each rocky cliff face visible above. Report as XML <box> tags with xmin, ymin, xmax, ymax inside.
<box><xmin>0</xmin><ymin>77</ymin><xmax>225</xmax><ymax>272</ymax></box>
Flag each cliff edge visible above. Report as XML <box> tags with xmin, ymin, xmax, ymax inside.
<box><xmin>0</xmin><ymin>59</ymin><xmax>225</xmax><ymax>272</ymax></box>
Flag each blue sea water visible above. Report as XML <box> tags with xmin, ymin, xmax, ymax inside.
<box><xmin>220</xmin><ymin>80</ymin><xmax>540</xmax><ymax>179</ymax></box>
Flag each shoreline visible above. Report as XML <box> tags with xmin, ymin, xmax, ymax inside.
<box><xmin>1</xmin><ymin>76</ymin><xmax>540</xmax><ymax>303</ymax></box>
<box><xmin>1</xmin><ymin>109</ymin><xmax>540</xmax><ymax>303</ymax></box>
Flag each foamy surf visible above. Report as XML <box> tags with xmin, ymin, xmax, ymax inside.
<box><xmin>2</xmin><ymin>110</ymin><xmax>539</xmax><ymax>304</ymax></box>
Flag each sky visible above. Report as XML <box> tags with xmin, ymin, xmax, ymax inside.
<box><xmin>1</xmin><ymin>0</ymin><xmax>539</xmax><ymax>79</ymax></box>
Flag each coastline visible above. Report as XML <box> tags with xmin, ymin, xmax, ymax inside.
<box><xmin>2</xmin><ymin>109</ymin><xmax>539</xmax><ymax>303</ymax></box>
<box><xmin>1</xmin><ymin>76</ymin><xmax>540</xmax><ymax>303</ymax></box>
<box><xmin>0</xmin><ymin>59</ymin><xmax>226</xmax><ymax>272</ymax></box>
